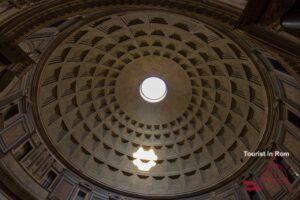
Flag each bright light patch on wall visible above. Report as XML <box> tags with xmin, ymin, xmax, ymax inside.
<box><xmin>133</xmin><ymin>147</ymin><xmax>158</xmax><ymax>171</ymax></box>
<box><xmin>140</xmin><ymin>77</ymin><xmax>167</xmax><ymax>103</ymax></box>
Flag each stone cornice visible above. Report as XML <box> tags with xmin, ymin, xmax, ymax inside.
<box><xmin>0</xmin><ymin>0</ymin><xmax>240</xmax><ymax>43</ymax></box>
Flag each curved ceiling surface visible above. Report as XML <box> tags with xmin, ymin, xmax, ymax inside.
<box><xmin>34</xmin><ymin>11</ymin><xmax>269</xmax><ymax>197</ymax></box>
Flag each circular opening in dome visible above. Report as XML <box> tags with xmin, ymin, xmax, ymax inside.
<box><xmin>140</xmin><ymin>77</ymin><xmax>167</xmax><ymax>103</ymax></box>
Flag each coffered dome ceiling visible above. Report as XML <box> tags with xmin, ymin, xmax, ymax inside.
<box><xmin>34</xmin><ymin>11</ymin><xmax>269</xmax><ymax>197</ymax></box>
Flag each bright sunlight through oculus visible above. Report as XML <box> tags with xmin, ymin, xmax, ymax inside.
<box><xmin>133</xmin><ymin>147</ymin><xmax>158</xmax><ymax>171</ymax></box>
<box><xmin>139</xmin><ymin>77</ymin><xmax>167</xmax><ymax>103</ymax></box>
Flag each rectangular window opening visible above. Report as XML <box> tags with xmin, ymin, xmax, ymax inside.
<box><xmin>15</xmin><ymin>141</ymin><xmax>33</xmax><ymax>161</ymax></box>
<box><xmin>76</xmin><ymin>190</ymin><xmax>87</xmax><ymax>200</ymax></box>
<box><xmin>4</xmin><ymin>104</ymin><xmax>19</xmax><ymax>121</ymax></box>
<box><xmin>42</xmin><ymin>170</ymin><xmax>57</xmax><ymax>189</ymax></box>
<box><xmin>288</xmin><ymin>110</ymin><xmax>300</xmax><ymax>129</ymax></box>
<box><xmin>268</xmin><ymin>58</ymin><xmax>289</xmax><ymax>74</ymax></box>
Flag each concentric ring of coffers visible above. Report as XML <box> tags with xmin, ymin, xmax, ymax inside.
<box><xmin>35</xmin><ymin>11</ymin><xmax>269</xmax><ymax>196</ymax></box>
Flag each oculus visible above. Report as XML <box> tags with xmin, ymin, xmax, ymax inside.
<box><xmin>139</xmin><ymin>77</ymin><xmax>167</xmax><ymax>103</ymax></box>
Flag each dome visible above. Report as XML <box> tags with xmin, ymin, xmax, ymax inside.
<box><xmin>34</xmin><ymin>11</ymin><xmax>269</xmax><ymax>197</ymax></box>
